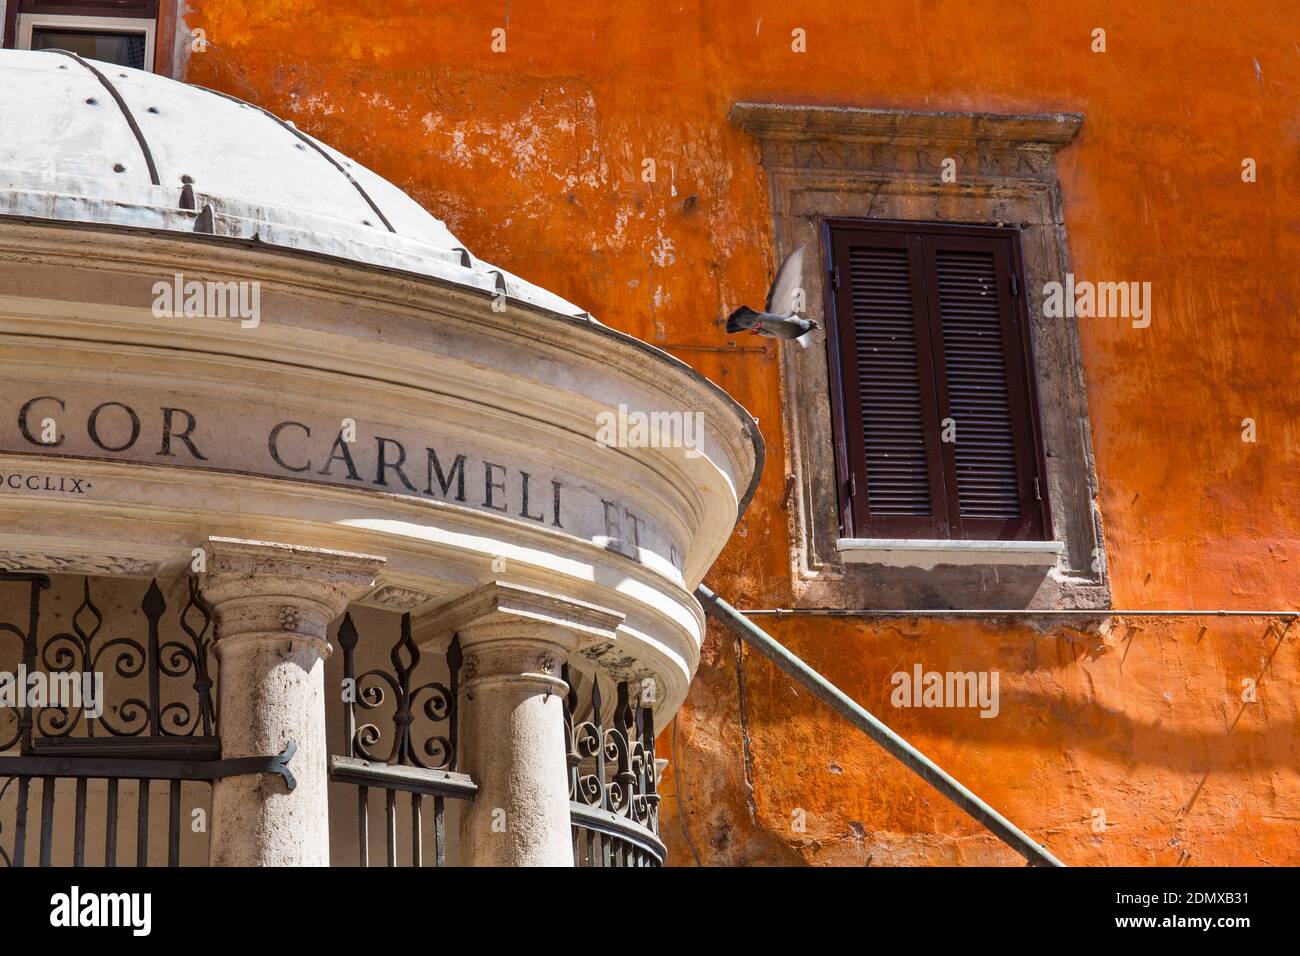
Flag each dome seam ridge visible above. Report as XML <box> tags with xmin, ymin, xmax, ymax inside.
<box><xmin>195</xmin><ymin>84</ymin><xmax>398</xmax><ymax>235</ymax></box>
<box><xmin>45</xmin><ymin>49</ymin><xmax>161</xmax><ymax>188</ymax></box>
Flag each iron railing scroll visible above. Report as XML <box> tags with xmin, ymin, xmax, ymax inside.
<box><xmin>0</xmin><ymin>573</ymin><xmax>222</xmax><ymax>867</ymax></box>
<box><xmin>563</xmin><ymin>665</ymin><xmax>665</xmax><ymax>866</ymax></box>
<box><xmin>329</xmin><ymin>611</ymin><xmax>476</xmax><ymax>867</ymax></box>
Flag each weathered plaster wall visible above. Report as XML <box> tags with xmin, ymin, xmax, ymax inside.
<box><xmin>182</xmin><ymin>1</ymin><xmax>1300</xmax><ymax>865</ymax></box>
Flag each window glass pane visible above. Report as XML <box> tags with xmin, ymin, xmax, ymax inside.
<box><xmin>30</xmin><ymin>28</ymin><xmax>147</xmax><ymax>70</ymax></box>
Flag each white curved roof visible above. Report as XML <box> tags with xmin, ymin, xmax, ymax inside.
<box><xmin>0</xmin><ymin>49</ymin><xmax>588</xmax><ymax>318</ymax></box>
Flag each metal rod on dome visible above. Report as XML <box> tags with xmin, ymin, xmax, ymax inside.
<box><xmin>45</xmin><ymin>50</ymin><xmax>161</xmax><ymax>186</ymax></box>
<box><xmin>695</xmin><ymin>583</ymin><xmax>1065</xmax><ymax>868</ymax></box>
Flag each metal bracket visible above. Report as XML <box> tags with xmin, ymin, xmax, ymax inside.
<box><xmin>0</xmin><ymin>740</ymin><xmax>298</xmax><ymax>791</ymax></box>
<box><xmin>209</xmin><ymin>741</ymin><xmax>298</xmax><ymax>791</ymax></box>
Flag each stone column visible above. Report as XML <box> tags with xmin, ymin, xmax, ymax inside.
<box><xmin>202</xmin><ymin>536</ymin><xmax>384</xmax><ymax>866</ymax></box>
<box><xmin>420</xmin><ymin>582</ymin><xmax>624</xmax><ymax>867</ymax></box>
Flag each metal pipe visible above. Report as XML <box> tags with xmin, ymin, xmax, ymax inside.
<box><xmin>695</xmin><ymin>583</ymin><xmax>1065</xmax><ymax>867</ymax></box>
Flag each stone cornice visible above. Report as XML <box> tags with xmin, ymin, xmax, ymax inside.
<box><xmin>730</xmin><ymin>102</ymin><xmax>1084</xmax><ymax>149</ymax></box>
<box><xmin>0</xmin><ymin>216</ymin><xmax>763</xmax><ymax>526</ymax></box>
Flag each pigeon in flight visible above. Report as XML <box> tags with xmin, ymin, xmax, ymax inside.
<box><xmin>725</xmin><ymin>245</ymin><xmax>817</xmax><ymax>348</ymax></box>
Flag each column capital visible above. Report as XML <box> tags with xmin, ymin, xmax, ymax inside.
<box><xmin>418</xmin><ymin>580</ymin><xmax>624</xmax><ymax>702</ymax></box>
<box><xmin>201</xmin><ymin>536</ymin><xmax>385</xmax><ymax>659</ymax></box>
<box><xmin>417</xmin><ymin>580</ymin><xmax>625</xmax><ymax>650</ymax></box>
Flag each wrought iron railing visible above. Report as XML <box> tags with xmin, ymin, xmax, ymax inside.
<box><xmin>328</xmin><ymin>611</ymin><xmax>476</xmax><ymax>866</ymax></box>
<box><xmin>1</xmin><ymin>573</ymin><xmax>669</xmax><ymax>867</ymax></box>
<box><xmin>0</xmin><ymin>572</ymin><xmax>218</xmax><ymax>866</ymax></box>
<box><xmin>563</xmin><ymin>666</ymin><xmax>665</xmax><ymax>866</ymax></box>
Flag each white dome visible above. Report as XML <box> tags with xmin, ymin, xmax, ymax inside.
<box><xmin>0</xmin><ymin>48</ymin><xmax>588</xmax><ymax>318</ymax></box>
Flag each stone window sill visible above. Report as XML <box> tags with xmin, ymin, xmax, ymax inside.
<box><xmin>836</xmin><ymin>538</ymin><xmax>1065</xmax><ymax>571</ymax></box>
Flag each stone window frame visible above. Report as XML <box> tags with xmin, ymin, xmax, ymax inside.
<box><xmin>730</xmin><ymin>103</ymin><xmax>1109</xmax><ymax>610</ymax></box>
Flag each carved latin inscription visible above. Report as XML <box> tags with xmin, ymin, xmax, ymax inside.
<box><xmin>0</xmin><ymin>389</ymin><xmax>686</xmax><ymax>576</ymax></box>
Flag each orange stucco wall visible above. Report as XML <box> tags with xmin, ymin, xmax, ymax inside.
<box><xmin>183</xmin><ymin>1</ymin><xmax>1300</xmax><ymax>865</ymax></box>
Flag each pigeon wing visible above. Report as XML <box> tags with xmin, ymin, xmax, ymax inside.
<box><xmin>765</xmin><ymin>245</ymin><xmax>806</xmax><ymax>317</ymax></box>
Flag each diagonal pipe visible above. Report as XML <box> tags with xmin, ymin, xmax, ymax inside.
<box><xmin>696</xmin><ymin>584</ymin><xmax>1065</xmax><ymax>867</ymax></box>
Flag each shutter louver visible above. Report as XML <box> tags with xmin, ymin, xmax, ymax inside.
<box><xmin>931</xmin><ymin>249</ymin><xmax>1022</xmax><ymax>520</ymax></box>
<box><xmin>848</xmin><ymin>246</ymin><xmax>932</xmax><ymax>517</ymax></box>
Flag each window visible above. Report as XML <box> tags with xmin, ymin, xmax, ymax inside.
<box><xmin>12</xmin><ymin>7</ymin><xmax>156</xmax><ymax>70</ymax></box>
<box><xmin>731</xmin><ymin>103</ymin><xmax>1105</xmax><ymax>608</ymax></box>
<box><xmin>824</xmin><ymin>220</ymin><xmax>1051</xmax><ymax>542</ymax></box>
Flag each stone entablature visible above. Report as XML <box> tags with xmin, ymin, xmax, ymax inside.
<box><xmin>0</xmin><ymin>220</ymin><xmax>761</xmax><ymax>722</ymax></box>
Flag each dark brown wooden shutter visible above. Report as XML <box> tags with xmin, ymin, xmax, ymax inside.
<box><xmin>824</xmin><ymin>221</ymin><xmax>1049</xmax><ymax>541</ymax></box>
<box><xmin>829</xmin><ymin>229</ymin><xmax>949</xmax><ymax>538</ymax></box>
<box><xmin>923</xmin><ymin>235</ymin><xmax>1044</xmax><ymax>539</ymax></box>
